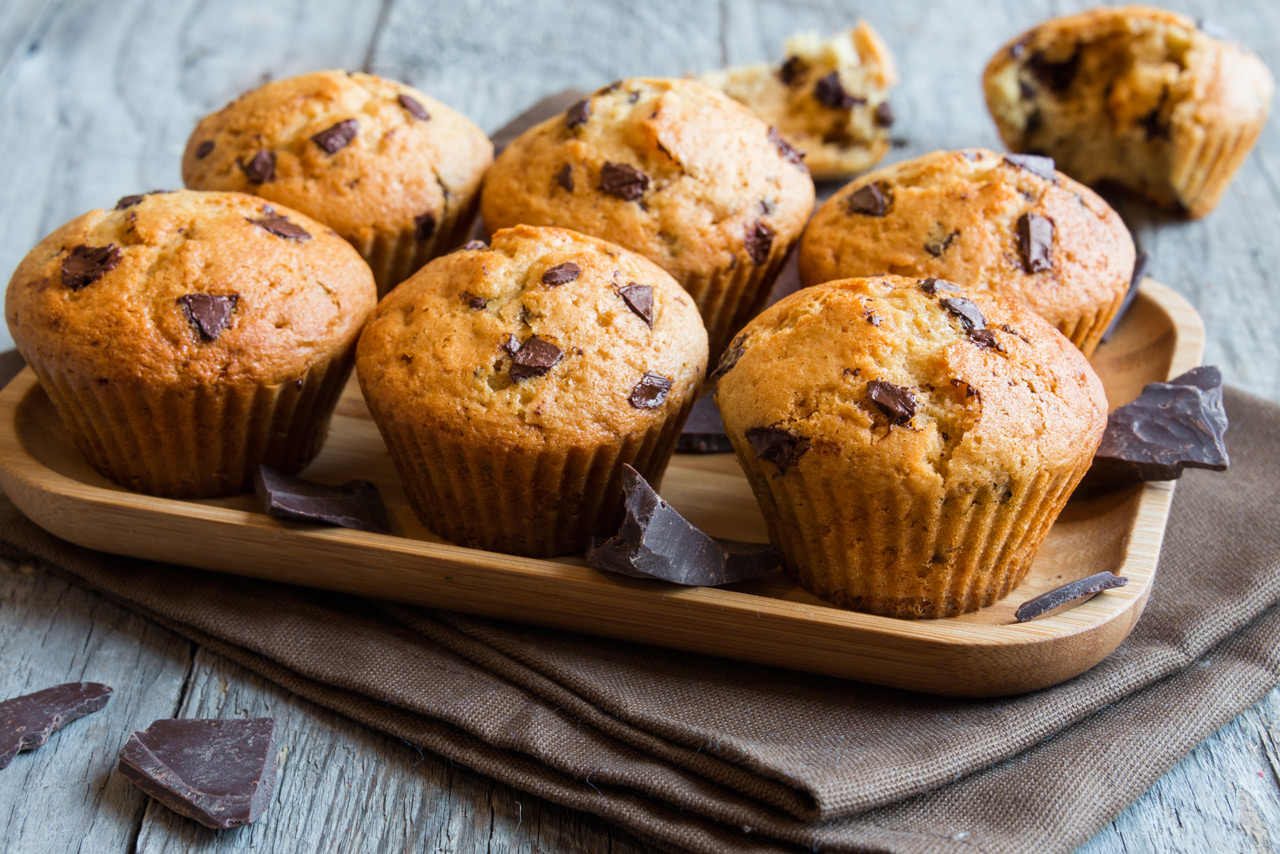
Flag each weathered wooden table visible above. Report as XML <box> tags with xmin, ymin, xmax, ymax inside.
<box><xmin>2</xmin><ymin>1</ymin><xmax>1277</xmax><ymax>851</ymax></box>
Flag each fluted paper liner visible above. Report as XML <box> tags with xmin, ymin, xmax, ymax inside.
<box><xmin>683</xmin><ymin>242</ymin><xmax>794</xmax><ymax>361</ymax></box>
<box><xmin>353</xmin><ymin>193</ymin><xmax>481</xmax><ymax>297</ymax></box>
<box><xmin>1169</xmin><ymin>119</ymin><xmax>1261</xmax><ymax>218</ymax></box>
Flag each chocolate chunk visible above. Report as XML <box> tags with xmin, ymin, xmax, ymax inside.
<box><xmin>1</xmin><ymin>683</ymin><xmax>113</xmax><ymax>769</ymax></box>
<box><xmin>814</xmin><ymin>71</ymin><xmax>863</xmax><ymax>109</ymax></box>
<box><xmin>587</xmin><ymin>466</ymin><xmax>781</xmax><ymax>585</ymax></box>
<box><xmin>864</xmin><ymin>311</ymin><xmax>881</xmax><ymax>326</ymax></box>
<box><xmin>874</xmin><ymin>101</ymin><xmax>895</xmax><ymax>127</ymax></box>
<box><xmin>1082</xmin><ymin>366</ymin><xmax>1229</xmax><ymax>489</ymax></box>
<box><xmin>618</xmin><ymin>283</ymin><xmax>654</xmax><ymax>327</ymax></box>
<box><xmin>115</xmin><ymin>193</ymin><xmax>147</xmax><ymax>210</ymax></box>
<box><xmin>1101</xmin><ymin>251</ymin><xmax>1149</xmax><ymax>343</ymax></box>
<box><xmin>629</xmin><ymin>372</ymin><xmax>672</xmax><ymax>409</ymax></box>
<box><xmin>744</xmin><ymin>221</ymin><xmax>775</xmax><ymax>265</ymax></box>
<box><xmin>745</xmin><ymin>426</ymin><xmax>811</xmax><ymax>475</ymax></box>
<box><xmin>508</xmin><ymin>335</ymin><xmax>563</xmax><ymax>382</ymax></box>
<box><xmin>1138</xmin><ymin>95</ymin><xmax>1171</xmax><ymax>141</ymax></box>
<box><xmin>249</xmin><ymin>211</ymin><xmax>312</xmax><ymax>241</ymax></box>
<box><xmin>1015</xmin><ymin>571</ymin><xmax>1128</xmax><ymax>622</ymax></box>
<box><xmin>919</xmin><ymin>277</ymin><xmax>961</xmax><ymax>296</ymax></box>
<box><xmin>599</xmin><ymin>162</ymin><xmax>649</xmax><ymax>201</ymax></box>
<box><xmin>564</xmin><ymin>98</ymin><xmax>591</xmax><ymax>128</ymax></box>
<box><xmin>969</xmin><ymin>328</ymin><xmax>1005</xmax><ymax>352</ymax></box>
<box><xmin>923</xmin><ymin>226</ymin><xmax>959</xmax><ymax>257</ymax></box>
<box><xmin>240</xmin><ymin>149</ymin><xmax>276</xmax><ymax>184</ymax></box>
<box><xmin>253</xmin><ymin>465</ymin><xmax>391</xmax><ymax>534</ymax></box>
<box><xmin>311</xmin><ymin>119</ymin><xmax>358</xmax><ymax>154</ymax></box>
<box><xmin>767</xmin><ymin>126</ymin><xmax>807</xmax><ymax>169</ymax></box>
<box><xmin>398</xmin><ymin>93</ymin><xmax>431</xmax><ymax>121</ymax></box>
<box><xmin>62</xmin><ymin>244</ymin><xmax>122</xmax><ymax>290</ymax></box>
<box><xmin>542</xmin><ymin>262</ymin><xmax>581</xmax><ymax>286</ymax></box>
<box><xmin>556</xmin><ymin>163</ymin><xmax>574</xmax><ymax>192</ymax></box>
<box><xmin>195</xmin><ymin>140</ymin><xmax>215</xmax><ymax>159</ymax></box>
<box><xmin>1027</xmin><ymin>50</ymin><xmax>1080</xmax><ymax>92</ymax></box>
<box><xmin>462</xmin><ymin>291</ymin><xmax>487</xmax><ymax>310</ymax></box>
<box><xmin>415</xmin><ymin>211</ymin><xmax>437</xmax><ymax>241</ymax></box>
<box><xmin>711</xmin><ymin>335</ymin><xmax>747</xmax><ymax>383</ymax></box>
<box><xmin>847</xmin><ymin>181</ymin><xmax>892</xmax><ymax>217</ymax></box>
<box><xmin>1017</xmin><ymin>212</ymin><xmax>1054</xmax><ymax>273</ymax></box>
<box><xmin>463</xmin><ymin>239</ymin><xmax>487</xmax><ymax>251</ymax></box>
<box><xmin>940</xmin><ymin>296</ymin><xmax>986</xmax><ymax>332</ymax></box>
<box><xmin>117</xmin><ymin>718</ymin><xmax>278</xmax><ymax>830</ymax></box>
<box><xmin>866</xmin><ymin>379</ymin><xmax>916</xmax><ymax>426</ymax></box>
<box><xmin>778</xmin><ymin>55</ymin><xmax>807</xmax><ymax>86</ymax></box>
<box><xmin>676</xmin><ymin>393</ymin><xmax>732</xmax><ymax>454</ymax></box>
<box><xmin>178</xmin><ymin>293</ymin><xmax>239</xmax><ymax>342</ymax></box>
<box><xmin>1003</xmin><ymin>153</ymin><xmax>1057</xmax><ymax>182</ymax></box>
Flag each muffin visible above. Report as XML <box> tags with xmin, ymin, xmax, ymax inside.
<box><xmin>182</xmin><ymin>70</ymin><xmax>493</xmax><ymax>294</ymax></box>
<box><xmin>356</xmin><ymin>225</ymin><xmax>708</xmax><ymax>557</ymax></box>
<box><xmin>480</xmin><ymin>77</ymin><xmax>814</xmax><ymax>358</ymax></box>
<box><xmin>5</xmin><ymin>190</ymin><xmax>377</xmax><ymax>498</ymax></box>
<box><xmin>700</xmin><ymin>21</ymin><xmax>899</xmax><ymax>180</ymax></box>
<box><xmin>798</xmin><ymin>148</ymin><xmax>1135</xmax><ymax>355</ymax></box>
<box><xmin>714</xmin><ymin>275</ymin><xmax>1107</xmax><ymax>619</ymax></box>
<box><xmin>983</xmin><ymin>6</ymin><xmax>1274</xmax><ymax>218</ymax></box>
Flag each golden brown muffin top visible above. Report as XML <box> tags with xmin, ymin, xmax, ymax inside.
<box><xmin>356</xmin><ymin>225</ymin><xmax>708</xmax><ymax>449</ymax></box>
<box><xmin>798</xmin><ymin>148</ymin><xmax>1135</xmax><ymax>353</ymax></box>
<box><xmin>5</xmin><ymin>189</ymin><xmax>377</xmax><ymax>385</ymax></box>
<box><xmin>480</xmin><ymin>77</ymin><xmax>815</xmax><ymax>287</ymax></box>
<box><xmin>714</xmin><ymin>275</ymin><xmax>1107</xmax><ymax>488</ymax></box>
<box><xmin>181</xmin><ymin>70</ymin><xmax>493</xmax><ymax>248</ymax></box>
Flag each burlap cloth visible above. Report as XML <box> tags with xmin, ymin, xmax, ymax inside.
<box><xmin>4</xmin><ymin>97</ymin><xmax>1280</xmax><ymax>853</ymax></box>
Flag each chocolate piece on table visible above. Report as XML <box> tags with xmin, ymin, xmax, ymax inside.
<box><xmin>1</xmin><ymin>682</ymin><xmax>113</xmax><ymax>770</ymax></box>
<box><xmin>62</xmin><ymin>244</ymin><xmax>122</xmax><ymax>290</ymax></box>
<box><xmin>745</xmin><ymin>426</ymin><xmax>811</xmax><ymax>475</ymax></box>
<box><xmin>847</xmin><ymin>181</ymin><xmax>891</xmax><ymax>217</ymax></box>
<box><xmin>743</xmin><ymin>220</ymin><xmax>775</xmax><ymax>265</ymax></box>
<box><xmin>587</xmin><ymin>465</ymin><xmax>781</xmax><ymax>586</ymax></box>
<box><xmin>617</xmin><ymin>283</ymin><xmax>653</xmax><ymax>327</ymax></box>
<box><xmin>117</xmin><ymin>718</ymin><xmax>278</xmax><ymax>830</ymax></box>
<box><xmin>866</xmin><ymin>379</ymin><xmax>917</xmax><ymax>426</ymax></box>
<box><xmin>628</xmin><ymin>372</ymin><xmax>672</xmax><ymax>409</ymax></box>
<box><xmin>310</xmin><ymin>119</ymin><xmax>359</xmax><ymax>154</ymax></box>
<box><xmin>398</xmin><ymin>94</ymin><xmax>430</xmax><ymax>121</ymax></box>
<box><xmin>178</xmin><ymin>293</ymin><xmax>239</xmax><ymax>342</ymax></box>
<box><xmin>676</xmin><ymin>393</ymin><xmax>733</xmax><ymax>454</ymax></box>
<box><xmin>1015</xmin><ymin>571</ymin><xmax>1128</xmax><ymax>622</ymax></box>
<box><xmin>508</xmin><ymin>335</ymin><xmax>564</xmax><ymax>382</ymax></box>
<box><xmin>240</xmin><ymin>149</ymin><xmax>276</xmax><ymax>184</ymax></box>
<box><xmin>254</xmin><ymin>465</ymin><xmax>392</xmax><ymax>534</ymax></box>
<box><xmin>542</xmin><ymin>262</ymin><xmax>581</xmax><ymax>286</ymax></box>
<box><xmin>1100</xmin><ymin>251</ymin><xmax>1150</xmax><ymax>344</ymax></box>
<box><xmin>1017</xmin><ymin>212</ymin><xmax>1054</xmax><ymax>273</ymax></box>
<box><xmin>249</xmin><ymin>211</ymin><xmax>312</xmax><ymax>242</ymax></box>
<box><xmin>599</xmin><ymin>162</ymin><xmax>649</xmax><ymax>201</ymax></box>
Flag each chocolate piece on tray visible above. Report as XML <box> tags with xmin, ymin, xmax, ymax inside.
<box><xmin>117</xmin><ymin>718</ymin><xmax>278</xmax><ymax>830</ymax></box>
<box><xmin>1015</xmin><ymin>571</ymin><xmax>1128</xmax><ymax>622</ymax></box>
<box><xmin>587</xmin><ymin>465</ymin><xmax>781</xmax><ymax>586</ymax></box>
<box><xmin>1</xmin><ymin>682</ymin><xmax>113</xmax><ymax>770</ymax></box>
<box><xmin>253</xmin><ymin>466</ymin><xmax>392</xmax><ymax>535</ymax></box>
<box><xmin>1100</xmin><ymin>251</ymin><xmax>1150</xmax><ymax>343</ymax></box>
<box><xmin>1081</xmin><ymin>365</ymin><xmax>1229</xmax><ymax>489</ymax></box>
<box><xmin>676</xmin><ymin>393</ymin><xmax>733</xmax><ymax>454</ymax></box>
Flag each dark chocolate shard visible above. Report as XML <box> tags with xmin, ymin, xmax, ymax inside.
<box><xmin>1082</xmin><ymin>366</ymin><xmax>1229</xmax><ymax>489</ymax></box>
<box><xmin>1101</xmin><ymin>251</ymin><xmax>1149</xmax><ymax>343</ymax></box>
<box><xmin>463</xmin><ymin>291</ymin><xmax>487</xmax><ymax>310</ymax></box>
<box><xmin>311</xmin><ymin>119</ymin><xmax>358</xmax><ymax>154</ymax></box>
<box><xmin>240</xmin><ymin>149</ymin><xmax>276</xmax><ymax>184</ymax></box>
<box><xmin>629</xmin><ymin>372</ymin><xmax>672</xmax><ymax>409</ymax></box>
<box><xmin>767</xmin><ymin>126</ymin><xmax>807</xmax><ymax>170</ymax></box>
<box><xmin>1003</xmin><ymin>153</ymin><xmax>1057</xmax><ymax>182</ymax></box>
<box><xmin>1017</xmin><ymin>212</ymin><xmax>1054</xmax><ymax>273</ymax></box>
<box><xmin>920</xmin><ymin>277</ymin><xmax>961</xmax><ymax>296</ymax></box>
<box><xmin>542</xmin><ymin>262</ymin><xmax>581</xmax><ymax>286</ymax></box>
<box><xmin>115</xmin><ymin>193</ymin><xmax>148</xmax><ymax>210</ymax></box>
<box><xmin>556</xmin><ymin>163</ymin><xmax>575</xmax><ymax>192</ymax></box>
<box><xmin>564</xmin><ymin>98</ymin><xmax>592</xmax><ymax>128</ymax></box>
<box><xmin>866</xmin><ymin>379</ymin><xmax>916</xmax><ymax>426</ymax></box>
<box><xmin>398</xmin><ymin>93</ymin><xmax>431</xmax><ymax>121</ymax></box>
<box><xmin>586</xmin><ymin>466</ymin><xmax>781</xmax><ymax>586</ymax></box>
<box><xmin>250</xmin><ymin>211</ymin><xmax>311</xmax><ymax>241</ymax></box>
<box><xmin>745</xmin><ymin>426</ymin><xmax>811</xmax><ymax>475</ymax></box>
<box><xmin>618</xmin><ymin>283</ymin><xmax>654</xmax><ymax>327</ymax></box>
<box><xmin>677</xmin><ymin>393</ymin><xmax>732</xmax><ymax>454</ymax></box>
<box><xmin>711</xmin><ymin>335</ymin><xmax>747</xmax><ymax>383</ymax></box>
<box><xmin>253</xmin><ymin>465</ymin><xmax>391</xmax><ymax>534</ymax></box>
<box><xmin>117</xmin><ymin>717</ymin><xmax>278</xmax><ymax>830</ymax></box>
<box><xmin>178</xmin><ymin>293</ymin><xmax>239</xmax><ymax>342</ymax></box>
<box><xmin>509</xmin><ymin>335</ymin><xmax>564</xmax><ymax>382</ymax></box>
<box><xmin>62</xmin><ymin>244</ymin><xmax>122</xmax><ymax>290</ymax></box>
<box><xmin>195</xmin><ymin>140</ymin><xmax>215</xmax><ymax>159</ymax></box>
<box><xmin>1015</xmin><ymin>572</ymin><xmax>1128</xmax><ymax>622</ymax></box>
<box><xmin>599</xmin><ymin>162</ymin><xmax>649</xmax><ymax>201</ymax></box>
<box><xmin>847</xmin><ymin>181</ymin><xmax>892</xmax><ymax>217</ymax></box>
<box><xmin>1</xmin><ymin>683</ymin><xmax>113</xmax><ymax>770</ymax></box>
<box><xmin>923</xmin><ymin>226</ymin><xmax>959</xmax><ymax>257</ymax></box>
<box><xmin>1027</xmin><ymin>50</ymin><xmax>1080</xmax><ymax>92</ymax></box>
<box><xmin>813</xmin><ymin>71</ymin><xmax>863</xmax><ymax>109</ymax></box>
<box><xmin>940</xmin><ymin>296</ymin><xmax>987</xmax><ymax>331</ymax></box>
<box><xmin>778</xmin><ymin>55</ymin><xmax>807</xmax><ymax>86</ymax></box>
<box><xmin>744</xmin><ymin>220</ymin><xmax>775</xmax><ymax>265</ymax></box>
<box><xmin>969</xmin><ymin>328</ymin><xmax>1005</xmax><ymax>352</ymax></box>
<box><xmin>874</xmin><ymin>101</ymin><xmax>895</xmax><ymax>127</ymax></box>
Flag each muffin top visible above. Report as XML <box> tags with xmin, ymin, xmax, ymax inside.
<box><xmin>5</xmin><ymin>189</ymin><xmax>377</xmax><ymax>385</ymax></box>
<box><xmin>357</xmin><ymin>225</ymin><xmax>708</xmax><ymax>448</ymax></box>
<box><xmin>798</xmin><ymin>149</ymin><xmax>1135</xmax><ymax>352</ymax></box>
<box><xmin>714</xmin><ymin>275</ymin><xmax>1108</xmax><ymax>488</ymax></box>
<box><xmin>181</xmin><ymin>70</ymin><xmax>493</xmax><ymax>249</ymax></box>
<box><xmin>480</xmin><ymin>77</ymin><xmax>815</xmax><ymax>287</ymax></box>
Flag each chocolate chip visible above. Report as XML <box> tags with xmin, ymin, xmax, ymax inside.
<box><xmin>1101</xmin><ymin>251</ymin><xmax>1150</xmax><ymax>343</ymax></box>
<box><xmin>398</xmin><ymin>93</ymin><xmax>431</xmax><ymax>121</ymax></box>
<box><xmin>117</xmin><ymin>718</ymin><xmax>278</xmax><ymax>830</ymax></box>
<box><xmin>249</xmin><ymin>211</ymin><xmax>312</xmax><ymax>241</ymax></box>
<box><xmin>676</xmin><ymin>393</ymin><xmax>732</xmax><ymax>454</ymax></box>
<box><xmin>875</xmin><ymin>102</ymin><xmax>895</xmax><ymax>127</ymax></box>
<box><xmin>969</xmin><ymin>328</ymin><xmax>1005</xmax><ymax>352</ymax></box>
<box><xmin>864</xmin><ymin>311</ymin><xmax>881</xmax><ymax>326</ymax></box>
<box><xmin>1027</xmin><ymin>50</ymin><xmax>1080</xmax><ymax>92</ymax></box>
<box><xmin>814</xmin><ymin>71</ymin><xmax>863</xmax><ymax>109</ymax></box>
<box><xmin>462</xmin><ymin>291</ymin><xmax>487</xmax><ymax>310</ymax></box>
<box><xmin>1</xmin><ymin>683</ymin><xmax>113</xmax><ymax>770</ymax></box>
<box><xmin>847</xmin><ymin>181</ymin><xmax>892</xmax><ymax>217</ymax></box>
<box><xmin>924</xmin><ymin>226</ymin><xmax>959</xmax><ymax>257</ymax></box>
<box><xmin>565</xmin><ymin>98</ymin><xmax>591</xmax><ymax>128</ymax></box>
<box><xmin>587</xmin><ymin>465</ymin><xmax>781</xmax><ymax>585</ymax></box>
<box><xmin>745</xmin><ymin>426</ymin><xmax>811</xmax><ymax>474</ymax></box>
<box><xmin>556</xmin><ymin>163</ymin><xmax>574</xmax><ymax>192</ymax></box>
<box><xmin>62</xmin><ymin>244</ymin><xmax>121</xmax><ymax>290</ymax></box>
<box><xmin>618</xmin><ymin>283</ymin><xmax>654</xmax><ymax>327</ymax></box>
<box><xmin>254</xmin><ymin>465</ymin><xmax>392</xmax><ymax>534</ymax></box>
<box><xmin>629</xmin><ymin>372</ymin><xmax>672</xmax><ymax>409</ymax></box>
<box><xmin>744</xmin><ymin>221</ymin><xmax>774</xmax><ymax>265</ymax></box>
<box><xmin>240</xmin><ymin>149</ymin><xmax>276</xmax><ymax>184</ymax></box>
<box><xmin>920</xmin><ymin>277</ymin><xmax>961</xmax><ymax>296</ymax></box>
<box><xmin>115</xmin><ymin>194</ymin><xmax>148</xmax><ymax>210</ymax></box>
<box><xmin>1003</xmin><ymin>153</ymin><xmax>1057</xmax><ymax>182</ymax></box>
<box><xmin>866</xmin><ymin>380</ymin><xmax>916</xmax><ymax>426</ymax></box>
<box><xmin>542</xmin><ymin>262</ymin><xmax>581</xmax><ymax>286</ymax></box>
<box><xmin>599</xmin><ymin>162</ymin><xmax>649</xmax><ymax>201</ymax></box>
<box><xmin>940</xmin><ymin>296</ymin><xmax>987</xmax><ymax>332</ymax></box>
<box><xmin>767</xmin><ymin>126</ymin><xmax>807</xmax><ymax>170</ymax></box>
<box><xmin>711</xmin><ymin>335</ymin><xmax>747</xmax><ymax>383</ymax></box>
<box><xmin>310</xmin><ymin>119</ymin><xmax>358</xmax><ymax>154</ymax></box>
<box><xmin>778</xmin><ymin>55</ymin><xmax>807</xmax><ymax>86</ymax></box>
<box><xmin>195</xmin><ymin>140</ymin><xmax>215</xmax><ymax>159</ymax></box>
<box><xmin>177</xmin><ymin>293</ymin><xmax>239</xmax><ymax>342</ymax></box>
<box><xmin>1015</xmin><ymin>571</ymin><xmax>1128</xmax><ymax>622</ymax></box>
<box><xmin>415</xmin><ymin>211</ymin><xmax>437</xmax><ymax>241</ymax></box>
<box><xmin>463</xmin><ymin>239</ymin><xmax>487</xmax><ymax>250</ymax></box>
<box><xmin>509</xmin><ymin>335</ymin><xmax>563</xmax><ymax>382</ymax></box>
<box><xmin>1017</xmin><ymin>212</ymin><xmax>1055</xmax><ymax>273</ymax></box>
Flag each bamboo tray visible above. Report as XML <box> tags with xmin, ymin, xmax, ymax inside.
<box><xmin>0</xmin><ymin>280</ymin><xmax>1202</xmax><ymax>697</ymax></box>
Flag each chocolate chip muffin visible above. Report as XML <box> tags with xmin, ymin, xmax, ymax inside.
<box><xmin>714</xmin><ymin>275</ymin><xmax>1107</xmax><ymax>619</ymax></box>
<box><xmin>182</xmin><ymin>70</ymin><xmax>493</xmax><ymax>294</ymax></box>
<box><xmin>983</xmin><ymin>6</ymin><xmax>1273</xmax><ymax>218</ymax></box>
<box><xmin>700</xmin><ymin>21</ymin><xmax>899</xmax><ymax>180</ymax></box>
<box><xmin>356</xmin><ymin>225</ymin><xmax>708</xmax><ymax>557</ymax></box>
<box><xmin>5</xmin><ymin>190</ymin><xmax>377</xmax><ymax>498</ymax></box>
<box><xmin>798</xmin><ymin>149</ymin><xmax>1134</xmax><ymax>355</ymax></box>
<box><xmin>479</xmin><ymin>77</ymin><xmax>814</xmax><ymax>358</ymax></box>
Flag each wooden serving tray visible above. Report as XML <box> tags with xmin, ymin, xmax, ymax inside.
<box><xmin>0</xmin><ymin>280</ymin><xmax>1202</xmax><ymax>697</ymax></box>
